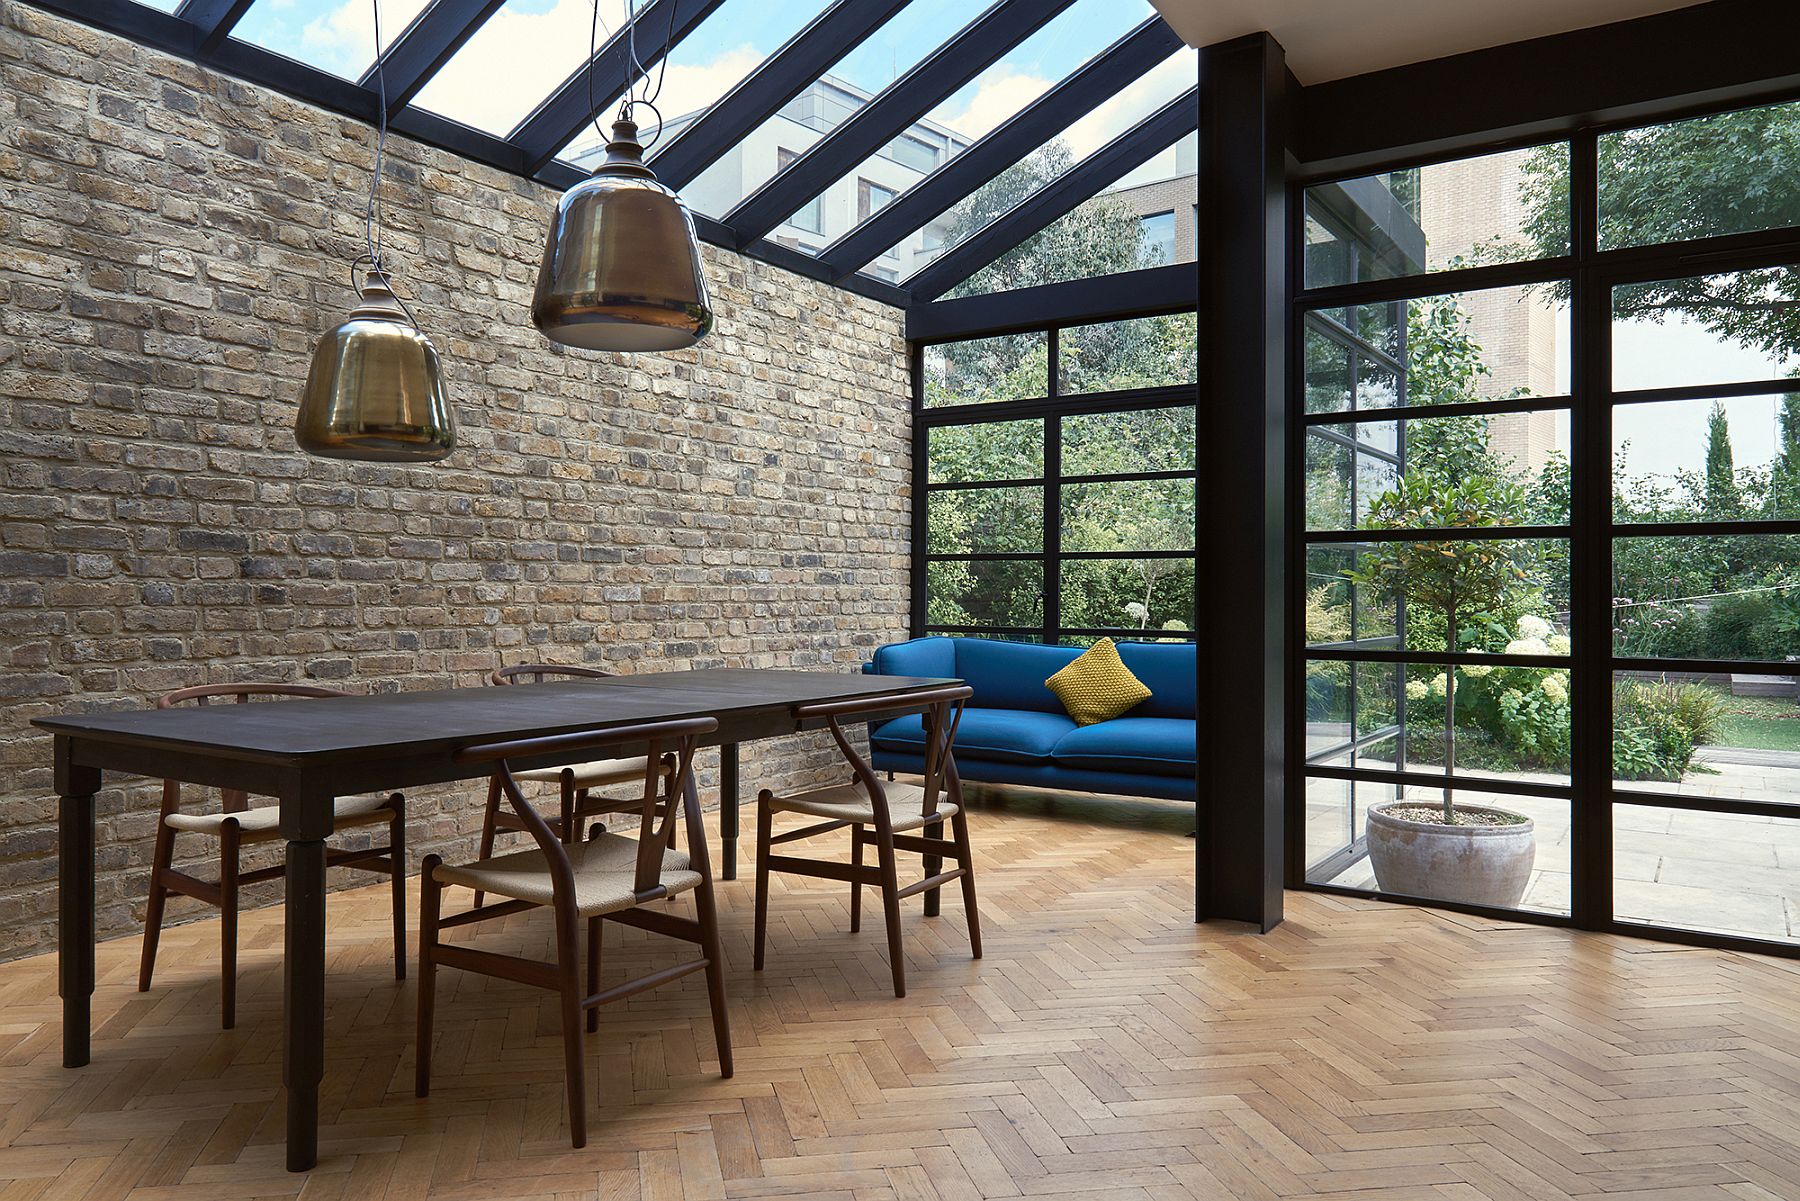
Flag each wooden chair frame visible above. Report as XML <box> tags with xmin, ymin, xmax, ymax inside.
<box><xmin>479</xmin><ymin>665</ymin><xmax>679</xmax><ymax>902</ymax></box>
<box><xmin>417</xmin><ymin>716</ymin><xmax>731</xmax><ymax>1149</ymax></box>
<box><xmin>140</xmin><ymin>683</ymin><xmax>406</xmax><ymax>1030</ymax></box>
<box><xmin>753</xmin><ymin>685</ymin><xmax>978</xmax><ymax>997</ymax></box>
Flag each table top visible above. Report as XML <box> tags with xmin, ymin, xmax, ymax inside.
<box><xmin>33</xmin><ymin>668</ymin><xmax>957</xmax><ymax>765</ymax></box>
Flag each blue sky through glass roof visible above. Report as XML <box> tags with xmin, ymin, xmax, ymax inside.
<box><xmin>233</xmin><ymin>0</ymin><xmax>432</xmax><ymax>80</ymax></box>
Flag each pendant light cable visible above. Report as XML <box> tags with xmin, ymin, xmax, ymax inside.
<box><xmin>355</xmin><ymin>0</ymin><xmax>421</xmax><ymax>330</ymax></box>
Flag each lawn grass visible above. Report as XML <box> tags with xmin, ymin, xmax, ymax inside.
<box><xmin>1710</xmin><ymin>688</ymin><xmax>1800</xmax><ymax>753</ymax></box>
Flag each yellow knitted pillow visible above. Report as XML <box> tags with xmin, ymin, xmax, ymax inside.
<box><xmin>1045</xmin><ymin>638</ymin><xmax>1151</xmax><ymax>726</ymax></box>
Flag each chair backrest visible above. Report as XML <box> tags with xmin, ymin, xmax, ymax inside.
<box><xmin>794</xmin><ymin>685</ymin><xmax>973</xmax><ymax>826</ymax></box>
<box><xmin>454</xmin><ymin>716</ymin><xmax>719</xmax><ymax>909</ymax></box>
<box><xmin>491</xmin><ymin>663</ymin><xmax>614</xmax><ymax>686</ymax></box>
<box><xmin>155</xmin><ymin>683</ymin><xmax>357</xmax><ymax>811</ymax></box>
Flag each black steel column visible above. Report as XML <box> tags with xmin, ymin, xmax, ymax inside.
<box><xmin>1197</xmin><ymin>33</ymin><xmax>1289</xmax><ymax>930</ymax></box>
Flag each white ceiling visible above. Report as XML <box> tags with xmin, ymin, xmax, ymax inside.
<box><xmin>1148</xmin><ymin>0</ymin><xmax>1708</xmax><ymax>84</ymax></box>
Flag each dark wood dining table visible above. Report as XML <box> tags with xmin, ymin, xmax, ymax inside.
<box><xmin>34</xmin><ymin>667</ymin><xmax>956</xmax><ymax>1171</ymax></box>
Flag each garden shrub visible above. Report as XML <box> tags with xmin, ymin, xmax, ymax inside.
<box><xmin>1613</xmin><ymin>680</ymin><xmax>1724</xmax><ymax>781</ymax></box>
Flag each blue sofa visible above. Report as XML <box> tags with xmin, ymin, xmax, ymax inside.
<box><xmin>862</xmin><ymin>637</ymin><xmax>1196</xmax><ymax>803</ymax></box>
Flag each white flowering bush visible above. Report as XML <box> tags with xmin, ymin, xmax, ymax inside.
<box><xmin>1401</xmin><ymin>614</ymin><xmax>1573</xmax><ymax>773</ymax></box>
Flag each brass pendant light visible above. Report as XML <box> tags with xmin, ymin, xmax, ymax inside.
<box><xmin>531</xmin><ymin>0</ymin><xmax>713</xmax><ymax>352</ymax></box>
<box><xmin>295</xmin><ymin>0</ymin><xmax>455</xmax><ymax>462</ymax></box>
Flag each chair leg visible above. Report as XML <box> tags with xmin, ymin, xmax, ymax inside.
<box><xmin>874</xmin><ymin>825</ymin><xmax>905</xmax><ymax>998</ymax></box>
<box><xmin>752</xmin><ymin>792</ymin><xmax>773</xmax><ymax>972</ymax></box>
<box><xmin>138</xmin><ymin>822</ymin><xmax>175</xmax><ymax>993</ymax></box>
<box><xmin>415</xmin><ymin>856</ymin><xmax>442</xmax><ymax>1098</ymax></box>
<box><xmin>389</xmin><ymin>794</ymin><xmax>406</xmax><ymax>981</ymax></box>
<box><xmin>848</xmin><ymin>825</ymin><xmax>864</xmax><ymax>934</ymax></box>
<box><xmin>473</xmin><ymin>774</ymin><xmax>500</xmax><ymax>909</ymax></box>
<box><xmin>586</xmin><ymin>916</ymin><xmax>601</xmax><ymax>1034</ymax></box>
<box><xmin>554</xmin><ymin>910</ymin><xmax>588</xmax><ymax>1149</ymax></box>
<box><xmin>694</xmin><ymin>877</ymin><xmax>734</xmax><ymax>1079</ymax></box>
<box><xmin>951</xmin><ymin>808</ymin><xmax>982</xmax><ymax>960</ymax></box>
<box><xmin>219</xmin><ymin>821</ymin><xmax>240</xmax><ymax>1030</ymax></box>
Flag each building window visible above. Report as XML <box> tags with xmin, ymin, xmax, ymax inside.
<box><xmin>779</xmin><ymin>147</ymin><xmax>824</xmax><ymax>235</ymax></box>
<box><xmin>858</xmin><ymin>178</ymin><xmax>899</xmax><ymax>224</ymax></box>
<box><xmin>1139</xmin><ymin>211</ymin><xmax>1176</xmax><ymax>266</ymax></box>
<box><xmin>869</xmin><ymin>265</ymin><xmax>899</xmax><ymax>284</ymax></box>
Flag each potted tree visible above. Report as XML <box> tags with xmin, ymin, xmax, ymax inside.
<box><xmin>1347</xmin><ymin>473</ymin><xmax>1539</xmax><ymax>908</ymax></box>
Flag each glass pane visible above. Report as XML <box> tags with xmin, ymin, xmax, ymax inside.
<box><xmin>926</xmin><ymin>487</ymin><xmax>1042</xmax><ymax>555</ymax></box>
<box><xmin>927</xmin><ymin>420</ymin><xmax>1043</xmax><ymax>484</ymax></box>
<box><xmin>1060</xmin><ymin>314</ymin><xmax>1196</xmax><ymax>394</ymax></box>
<box><xmin>941</xmin><ymin>130</ymin><xmax>1197</xmax><ymax>298</ymax></box>
<box><xmin>1613</xmin><ymin>535</ymin><xmax>1800</xmax><ymax>661</ymax></box>
<box><xmin>1306</xmin><ymin>410</ymin><xmax>1570</xmax><ymax>532</ymax></box>
<box><xmin>1303</xmin><ymin>285</ymin><xmax>1571</xmax><ymax>415</ymax></box>
<box><xmin>1317</xmin><ymin>539</ymin><xmax>1570</xmax><ymax>656</ymax></box>
<box><xmin>1614</xmin><ymin>804</ymin><xmax>1799</xmax><ymax>943</ymax></box>
<box><xmin>1304</xmin><ymin>545</ymin><xmax>1398</xmax><ymax>647</ymax></box>
<box><xmin>1306</xmin><ymin>779</ymin><xmax>1571</xmax><ymax>917</ymax></box>
<box><xmin>1303</xmin><ymin>143</ymin><xmax>1571</xmax><ymax>289</ymax></box>
<box><xmin>1600</xmin><ymin>99</ymin><xmax>1800</xmax><ymax>251</ymax></box>
<box><xmin>927</xmin><ymin>559</ymin><xmax>1041</xmax><ymax>628</ymax></box>
<box><xmin>1616</xmin><ymin>394</ymin><xmax>1800</xmax><ymax>522</ymax></box>
<box><xmin>1061</xmin><ymin>480</ymin><xmax>1194</xmax><ymax>553</ymax></box>
<box><xmin>410</xmin><ymin>0</ymin><xmax>631</xmax><ymax>135</ymax></box>
<box><xmin>1614</xmin><ymin>670</ymin><xmax>1800</xmax><ymax>808</ymax></box>
<box><xmin>132</xmin><ymin>0</ymin><xmax>182</xmax><ymax>10</ymax></box>
<box><xmin>233</xmin><ymin>0</ymin><xmax>431</xmax><ymax>79</ymax></box>
<box><xmin>1612</xmin><ymin>267</ymin><xmax>1800</xmax><ymax>392</ymax></box>
<box><xmin>669</xmin><ymin>0</ymin><xmax>978</xmax><ymax>224</ymax></box>
<box><xmin>922</xmin><ymin>332</ymin><xmax>1048</xmax><ymax>406</ymax></box>
<box><xmin>1369</xmin><ymin>660</ymin><xmax>1574</xmax><ymax>784</ymax></box>
<box><xmin>1059</xmin><ymin>557</ymin><xmax>1193</xmax><ymax>634</ymax></box>
<box><xmin>1062</xmin><ymin>407</ymin><xmax>1195</xmax><ymax>476</ymax></box>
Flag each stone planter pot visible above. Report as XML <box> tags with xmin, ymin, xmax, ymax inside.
<box><xmin>1366</xmin><ymin>802</ymin><xmax>1536</xmax><ymax>909</ymax></box>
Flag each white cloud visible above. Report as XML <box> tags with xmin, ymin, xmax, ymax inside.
<box><xmin>929</xmin><ymin>69</ymin><xmax>1053</xmax><ymax>142</ymax></box>
<box><xmin>302</xmin><ymin>0</ymin><xmax>431</xmax><ymax>75</ymax></box>
<box><xmin>1060</xmin><ymin>49</ymin><xmax>1195</xmax><ymax>161</ymax></box>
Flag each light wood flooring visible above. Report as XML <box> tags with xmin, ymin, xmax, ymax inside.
<box><xmin>3</xmin><ymin>787</ymin><xmax>1800</xmax><ymax>1200</ymax></box>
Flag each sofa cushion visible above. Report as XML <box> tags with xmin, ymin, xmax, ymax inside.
<box><xmin>872</xmin><ymin>707</ymin><xmax>1076</xmax><ymax>763</ymax></box>
<box><xmin>1050</xmin><ymin>717</ymin><xmax>1197</xmax><ymax>778</ymax></box>
<box><xmin>1046</xmin><ymin>638</ymin><xmax>1151</xmax><ymax>726</ymax></box>
<box><xmin>1115</xmin><ymin>641</ymin><xmax>1196</xmax><ymax>719</ymax></box>
<box><xmin>955</xmin><ymin>639</ymin><xmax>1082</xmax><ymax>712</ymax></box>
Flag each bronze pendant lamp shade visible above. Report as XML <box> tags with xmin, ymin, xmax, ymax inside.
<box><xmin>294</xmin><ymin>0</ymin><xmax>454</xmax><ymax>462</ymax></box>
<box><xmin>532</xmin><ymin>118</ymin><xmax>714</xmax><ymax>352</ymax></box>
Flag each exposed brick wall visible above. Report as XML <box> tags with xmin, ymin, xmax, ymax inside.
<box><xmin>0</xmin><ymin>5</ymin><xmax>911</xmax><ymax>960</ymax></box>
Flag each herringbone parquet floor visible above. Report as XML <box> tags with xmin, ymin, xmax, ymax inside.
<box><xmin>4</xmin><ymin>787</ymin><xmax>1800</xmax><ymax>1200</ymax></box>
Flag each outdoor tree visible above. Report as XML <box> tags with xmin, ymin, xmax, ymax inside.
<box><xmin>1704</xmin><ymin>400</ymin><xmax>1741</xmax><ymax>517</ymax></box>
<box><xmin>1347</xmin><ymin>473</ymin><xmax>1534</xmax><ymax>822</ymax></box>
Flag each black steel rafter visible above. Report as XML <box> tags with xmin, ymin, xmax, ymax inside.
<box><xmin>173</xmin><ymin>0</ymin><xmax>254</xmax><ymax>54</ymax></box>
<box><xmin>510</xmin><ymin>0</ymin><xmax>727</xmax><ymax>176</ymax></box>
<box><xmin>821</xmin><ymin>17</ymin><xmax>1183</xmax><ymax>281</ymax></box>
<box><xmin>723</xmin><ymin>0</ymin><xmax>1080</xmax><ymax>248</ymax></box>
<box><xmin>905</xmin><ymin>86</ymin><xmax>1198</xmax><ymax>301</ymax></box>
<box><xmin>359</xmin><ymin>0</ymin><xmax>507</xmax><ymax>117</ymax></box>
<box><xmin>649</xmin><ymin>0</ymin><xmax>915</xmax><ymax>193</ymax></box>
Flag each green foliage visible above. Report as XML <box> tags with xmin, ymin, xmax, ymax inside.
<box><xmin>1704</xmin><ymin>401</ymin><xmax>1741</xmax><ymax>517</ymax></box>
<box><xmin>1613</xmin><ymin>680</ymin><xmax>1725</xmax><ymax>781</ymax></box>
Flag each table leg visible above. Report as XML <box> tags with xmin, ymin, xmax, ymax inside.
<box><xmin>720</xmin><ymin>743</ymin><xmax>740</xmax><ymax>881</ymax></box>
<box><xmin>283</xmin><ymin>836</ymin><xmax>327</xmax><ymax>1171</ymax></box>
<box><xmin>56</xmin><ymin>746</ymin><xmax>99</xmax><ymax>1068</ymax></box>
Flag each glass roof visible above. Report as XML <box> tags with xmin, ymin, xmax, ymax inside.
<box><xmin>232</xmin><ymin>0</ymin><xmax>431</xmax><ymax>81</ymax></box>
<box><xmin>663</xmin><ymin>0</ymin><xmax>983</xmax><ymax>224</ymax></box>
<box><xmin>558</xmin><ymin>0</ymin><xmax>831</xmax><ymax>165</ymax></box>
<box><xmin>131</xmin><ymin>0</ymin><xmax>182</xmax><ymax>12</ymax></box>
<box><xmin>769</xmin><ymin>0</ymin><xmax>1163</xmax><ymax>257</ymax></box>
<box><xmin>872</xmin><ymin>46</ymin><xmax>1196</xmax><ymax>284</ymax></box>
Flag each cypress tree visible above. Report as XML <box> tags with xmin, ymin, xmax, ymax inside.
<box><xmin>1705</xmin><ymin>400</ymin><xmax>1739</xmax><ymax>517</ymax></box>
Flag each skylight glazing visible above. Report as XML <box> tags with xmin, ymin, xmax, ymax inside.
<box><xmin>666</xmin><ymin>0</ymin><xmax>983</xmax><ymax>228</ymax></box>
<box><xmin>771</xmin><ymin>0</ymin><xmax>1164</xmax><ymax>268</ymax></box>
<box><xmin>232</xmin><ymin>0</ymin><xmax>431</xmax><ymax>81</ymax></box>
<box><xmin>864</xmin><ymin>46</ymin><xmax>1196</xmax><ymax>282</ymax></box>
<box><xmin>556</xmin><ymin>0</ymin><xmax>831</xmax><ymax>166</ymax></box>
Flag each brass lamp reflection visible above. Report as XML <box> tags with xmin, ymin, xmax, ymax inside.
<box><xmin>295</xmin><ymin>272</ymin><xmax>455</xmax><ymax>462</ymax></box>
<box><xmin>532</xmin><ymin>118</ymin><xmax>713</xmax><ymax>352</ymax></box>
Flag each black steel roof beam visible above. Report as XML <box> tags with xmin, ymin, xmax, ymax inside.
<box><xmin>819</xmin><ymin>16</ymin><xmax>1182</xmax><ymax>282</ymax></box>
<box><xmin>905</xmin><ymin>263</ymin><xmax>1195</xmax><ymax>342</ymax></box>
<box><xmin>358</xmin><ymin>0</ymin><xmax>506</xmax><ymax>116</ymax></box>
<box><xmin>722</xmin><ymin>0</ymin><xmax>1080</xmax><ymax>249</ymax></box>
<box><xmin>650</xmin><ymin>0</ymin><xmax>915</xmax><ymax>193</ymax></box>
<box><xmin>904</xmin><ymin>86</ymin><xmax>1198</xmax><ymax>301</ymax></box>
<box><xmin>174</xmin><ymin>0</ymin><xmax>254</xmax><ymax>54</ymax></box>
<box><xmin>509</xmin><ymin>0</ymin><xmax>727</xmax><ymax>176</ymax></box>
